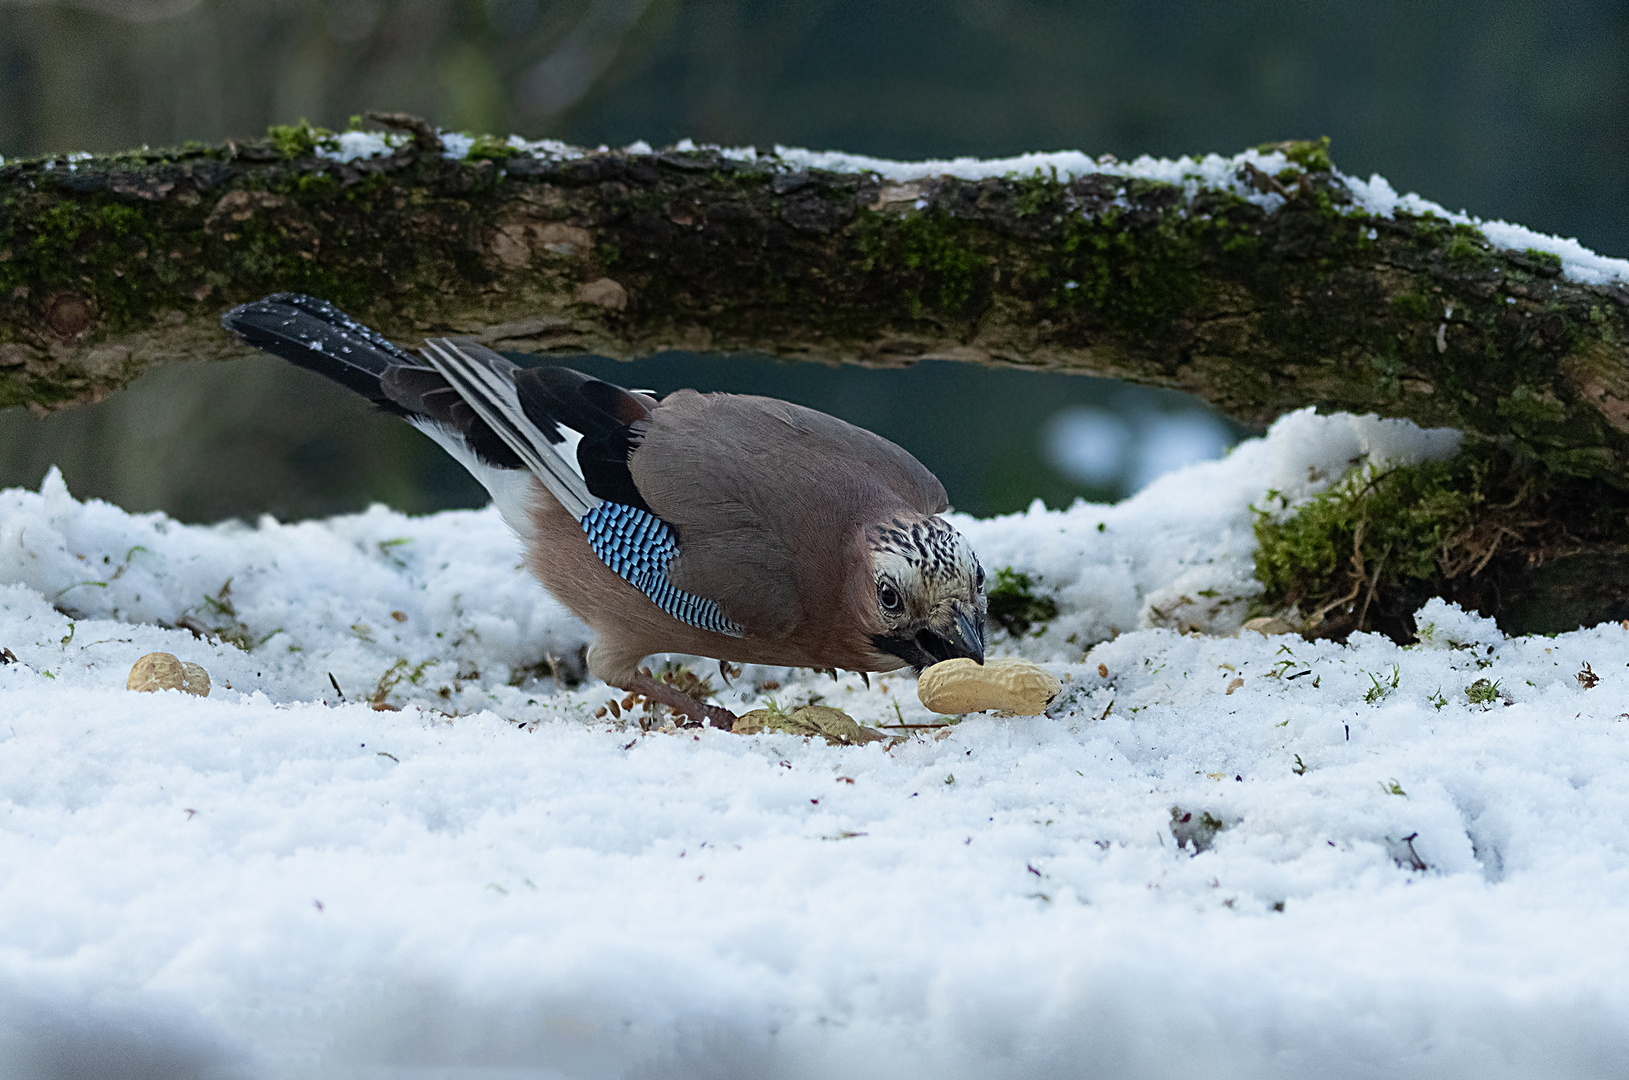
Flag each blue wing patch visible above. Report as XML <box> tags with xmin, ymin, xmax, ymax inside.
<box><xmin>580</xmin><ymin>503</ymin><xmax>745</xmax><ymax>637</ymax></box>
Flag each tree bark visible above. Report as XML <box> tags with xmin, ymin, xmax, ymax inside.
<box><xmin>4</xmin><ymin>127</ymin><xmax>1629</xmax><ymax>632</ymax></box>
<box><xmin>3</xmin><ymin>130</ymin><xmax>1626</xmax><ymax>477</ymax></box>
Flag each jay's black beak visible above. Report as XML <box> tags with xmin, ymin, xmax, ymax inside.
<box><xmin>943</xmin><ymin>605</ymin><xmax>987</xmax><ymax>665</ymax></box>
<box><xmin>873</xmin><ymin>604</ymin><xmax>986</xmax><ymax>671</ymax></box>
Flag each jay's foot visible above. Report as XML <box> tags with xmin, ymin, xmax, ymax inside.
<box><xmin>626</xmin><ymin>671</ymin><xmax>738</xmax><ymax>731</ymax></box>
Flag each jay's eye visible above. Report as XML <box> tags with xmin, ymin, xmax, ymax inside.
<box><xmin>876</xmin><ymin>581</ymin><xmax>903</xmax><ymax>614</ymax></box>
<box><xmin>975</xmin><ymin>564</ymin><xmax>985</xmax><ymax>591</ymax></box>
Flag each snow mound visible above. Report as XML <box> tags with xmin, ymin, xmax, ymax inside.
<box><xmin>3</xmin><ymin>410</ymin><xmax>1627</xmax><ymax>1079</ymax></box>
<box><xmin>1414</xmin><ymin>597</ymin><xmax>1506</xmax><ymax>652</ymax></box>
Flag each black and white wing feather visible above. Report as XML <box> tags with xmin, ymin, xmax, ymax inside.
<box><xmin>418</xmin><ymin>338</ymin><xmax>600</xmax><ymax>520</ymax></box>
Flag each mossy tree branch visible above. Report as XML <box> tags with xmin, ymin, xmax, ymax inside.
<box><xmin>4</xmin><ymin>129</ymin><xmax>1628</xmax><ymax>482</ymax></box>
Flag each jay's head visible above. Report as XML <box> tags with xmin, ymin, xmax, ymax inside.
<box><xmin>863</xmin><ymin>516</ymin><xmax>987</xmax><ymax>672</ymax></box>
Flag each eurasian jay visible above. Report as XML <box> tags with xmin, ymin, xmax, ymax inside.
<box><xmin>222</xmin><ymin>294</ymin><xmax>988</xmax><ymax>727</ymax></box>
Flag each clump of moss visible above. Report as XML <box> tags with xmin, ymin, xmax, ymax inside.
<box><xmin>1496</xmin><ymin>384</ymin><xmax>1571</xmax><ymax>442</ymax></box>
<box><xmin>1390</xmin><ymin>292</ymin><xmax>1432</xmax><ymax>319</ymax></box>
<box><xmin>1522</xmin><ymin>248</ymin><xmax>1563</xmax><ymax>276</ymax></box>
<box><xmin>1444</xmin><ymin>224</ymin><xmax>1492</xmax><ymax>268</ymax></box>
<box><xmin>266</xmin><ymin>120</ymin><xmax>337</xmax><ymax>159</ymax></box>
<box><xmin>284</xmin><ymin>171</ymin><xmax>340</xmax><ymax>198</ymax></box>
<box><xmin>2</xmin><ymin>198</ymin><xmax>166</xmax><ymax>330</ymax></box>
<box><xmin>1052</xmin><ymin>199</ymin><xmax>1202</xmax><ymax>338</ymax></box>
<box><xmin>986</xmin><ymin>567</ymin><xmax>1059</xmax><ymax>638</ymax></box>
<box><xmin>466</xmin><ymin>134</ymin><xmax>519</xmax><ymax>161</ymax></box>
<box><xmin>1257</xmin><ymin>136</ymin><xmax>1333</xmax><ymax>173</ymax></box>
<box><xmin>1253</xmin><ymin>454</ymin><xmax>1487</xmax><ymax>638</ymax></box>
<box><xmin>1009</xmin><ymin>168</ymin><xmax>1064</xmax><ymax>218</ymax></box>
<box><xmin>853</xmin><ymin>208</ymin><xmax>988</xmax><ymax>316</ymax></box>
<box><xmin>1412</xmin><ymin>215</ymin><xmax>1449</xmax><ymax>247</ymax></box>
<box><xmin>1253</xmin><ymin>437</ymin><xmax>1629</xmax><ymax>640</ymax></box>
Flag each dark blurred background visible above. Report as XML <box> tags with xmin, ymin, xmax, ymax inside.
<box><xmin>1</xmin><ymin>0</ymin><xmax>1625</xmax><ymax>521</ymax></box>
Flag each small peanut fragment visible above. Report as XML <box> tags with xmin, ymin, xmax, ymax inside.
<box><xmin>917</xmin><ymin>657</ymin><xmax>1061</xmax><ymax>717</ymax></box>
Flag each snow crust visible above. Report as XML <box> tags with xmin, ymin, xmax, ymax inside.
<box><xmin>3</xmin><ymin>410</ymin><xmax>1627</xmax><ymax>1079</ymax></box>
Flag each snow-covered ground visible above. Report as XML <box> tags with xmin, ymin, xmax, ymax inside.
<box><xmin>2</xmin><ymin>409</ymin><xmax>1626</xmax><ymax>1079</ymax></box>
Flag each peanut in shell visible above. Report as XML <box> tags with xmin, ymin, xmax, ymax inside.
<box><xmin>917</xmin><ymin>657</ymin><xmax>1061</xmax><ymax>716</ymax></box>
<box><xmin>127</xmin><ymin>652</ymin><xmax>211</xmax><ymax>697</ymax></box>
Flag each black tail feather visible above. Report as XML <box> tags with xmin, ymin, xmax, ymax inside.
<box><xmin>221</xmin><ymin>293</ymin><xmax>421</xmax><ymax>415</ymax></box>
<box><xmin>379</xmin><ymin>366</ymin><xmax>460</xmax><ymax>422</ymax></box>
<box><xmin>223</xmin><ymin>294</ymin><xmax>524</xmax><ymax>469</ymax></box>
<box><xmin>222</xmin><ymin>293</ymin><xmax>651</xmax><ymax>483</ymax></box>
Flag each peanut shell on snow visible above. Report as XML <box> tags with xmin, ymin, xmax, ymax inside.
<box><xmin>733</xmin><ymin>705</ymin><xmax>886</xmax><ymax>745</ymax></box>
<box><xmin>127</xmin><ymin>652</ymin><xmax>211</xmax><ymax>697</ymax></box>
<box><xmin>917</xmin><ymin>657</ymin><xmax>1061</xmax><ymax>716</ymax></box>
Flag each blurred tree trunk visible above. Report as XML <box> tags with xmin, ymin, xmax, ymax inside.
<box><xmin>4</xmin><ymin>128</ymin><xmax>1629</xmax><ymax>633</ymax></box>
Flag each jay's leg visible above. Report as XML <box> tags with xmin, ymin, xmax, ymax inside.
<box><xmin>625</xmin><ymin>671</ymin><xmax>738</xmax><ymax>730</ymax></box>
